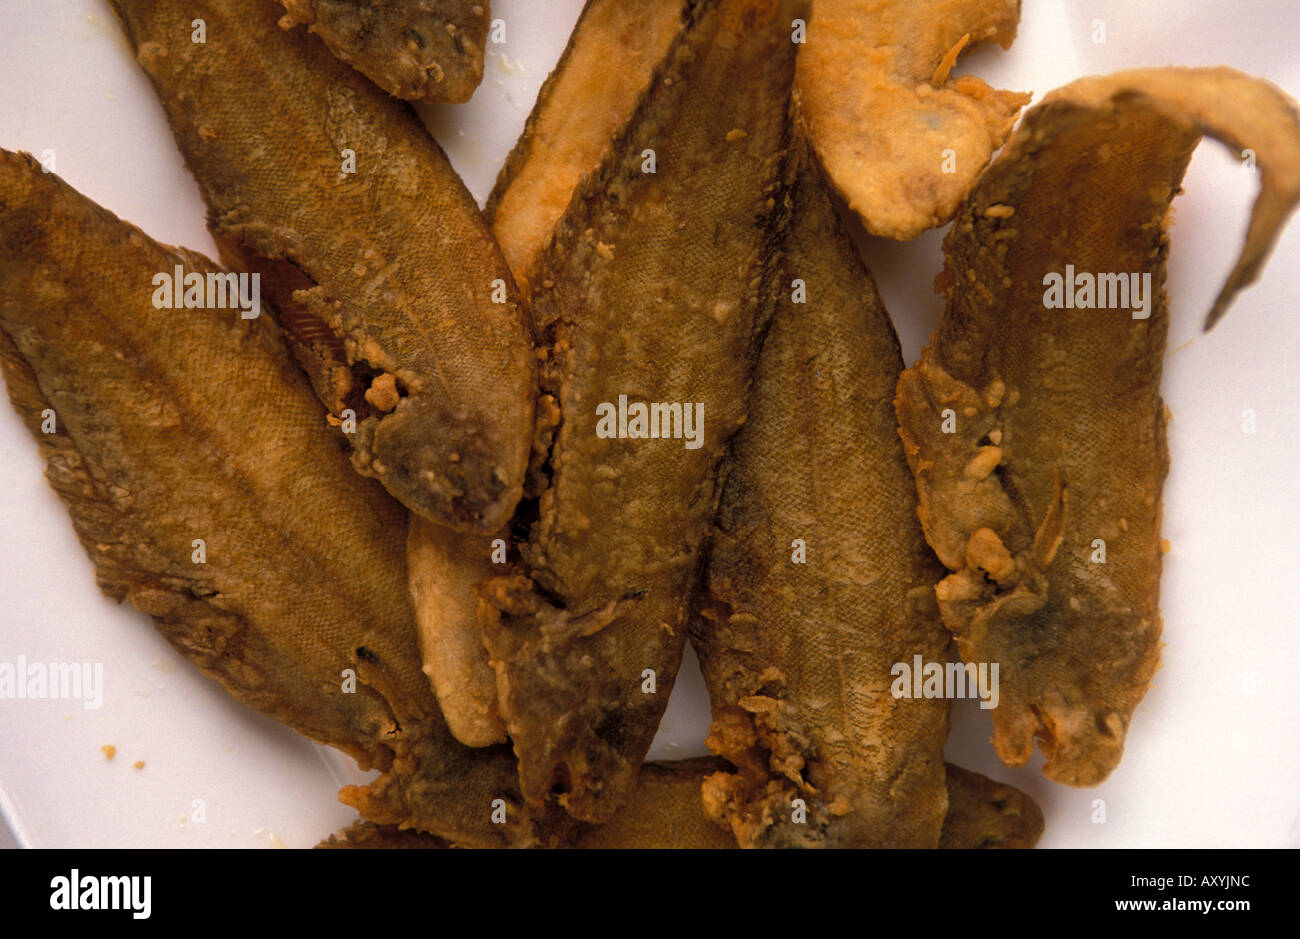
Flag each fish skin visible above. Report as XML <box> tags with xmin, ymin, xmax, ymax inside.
<box><xmin>486</xmin><ymin>0</ymin><xmax>694</xmax><ymax>294</ymax></box>
<box><xmin>478</xmin><ymin>0</ymin><xmax>806</xmax><ymax>824</ymax></box>
<box><xmin>691</xmin><ymin>141</ymin><xmax>950</xmax><ymax>848</ymax></box>
<box><xmin>796</xmin><ymin>0</ymin><xmax>1029</xmax><ymax>240</ymax></box>
<box><xmin>275</xmin><ymin>0</ymin><xmax>490</xmax><ymax>102</ymax></box>
<box><xmin>110</xmin><ymin>0</ymin><xmax>534</xmax><ymax>535</ymax></box>
<box><xmin>894</xmin><ymin>68</ymin><xmax>1300</xmax><ymax>786</ymax></box>
<box><xmin>0</xmin><ymin>151</ymin><xmax>561</xmax><ymax>848</ymax></box>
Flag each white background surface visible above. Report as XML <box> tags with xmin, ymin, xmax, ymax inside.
<box><xmin>0</xmin><ymin>0</ymin><xmax>1296</xmax><ymax>848</ymax></box>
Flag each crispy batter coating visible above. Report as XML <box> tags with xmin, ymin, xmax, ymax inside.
<box><xmin>797</xmin><ymin>0</ymin><xmax>1029</xmax><ymax>239</ymax></box>
<box><xmin>111</xmin><ymin>0</ymin><xmax>533</xmax><ymax>534</ymax></box>
<box><xmin>275</xmin><ymin>0</ymin><xmax>490</xmax><ymax>102</ymax></box>
<box><xmin>478</xmin><ymin>0</ymin><xmax>804</xmax><ymax>823</ymax></box>
<box><xmin>691</xmin><ymin>141</ymin><xmax>950</xmax><ymax>847</ymax></box>
<box><xmin>486</xmin><ymin>0</ymin><xmax>691</xmax><ymax>293</ymax></box>
<box><xmin>0</xmin><ymin>152</ymin><xmax>560</xmax><ymax>848</ymax></box>
<box><xmin>895</xmin><ymin>68</ymin><xmax>1300</xmax><ymax>785</ymax></box>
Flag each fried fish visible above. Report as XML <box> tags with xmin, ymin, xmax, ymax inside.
<box><xmin>691</xmin><ymin>140</ymin><xmax>950</xmax><ymax>847</ymax></box>
<box><xmin>938</xmin><ymin>764</ymin><xmax>1044</xmax><ymax>849</ymax></box>
<box><xmin>796</xmin><ymin>0</ymin><xmax>1029</xmax><ymax>239</ymax></box>
<box><xmin>894</xmin><ymin>68</ymin><xmax>1300</xmax><ymax>785</ymax></box>
<box><xmin>406</xmin><ymin>0</ymin><xmax>693</xmax><ymax>749</ymax></box>
<box><xmin>406</xmin><ymin>519</ymin><xmax>507</xmax><ymax>746</ymax></box>
<box><xmin>0</xmin><ymin>151</ymin><xmax>557</xmax><ymax>848</ymax></box>
<box><xmin>111</xmin><ymin>0</ymin><xmax>533</xmax><ymax>535</ymax></box>
<box><xmin>486</xmin><ymin>0</ymin><xmax>691</xmax><ymax>294</ymax></box>
<box><xmin>320</xmin><ymin>760</ymin><xmax>1042</xmax><ymax>847</ymax></box>
<box><xmin>478</xmin><ymin>0</ymin><xmax>805</xmax><ymax>823</ymax></box>
<box><xmin>275</xmin><ymin>0</ymin><xmax>490</xmax><ymax>102</ymax></box>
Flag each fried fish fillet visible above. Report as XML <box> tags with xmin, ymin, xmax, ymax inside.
<box><xmin>478</xmin><ymin>0</ymin><xmax>804</xmax><ymax>823</ymax></box>
<box><xmin>797</xmin><ymin>0</ymin><xmax>1029</xmax><ymax>239</ymax></box>
<box><xmin>486</xmin><ymin>0</ymin><xmax>691</xmax><ymax>293</ymax></box>
<box><xmin>690</xmin><ymin>140</ymin><xmax>950</xmax><ymax>847</ymax></box>
<box><xmin>320</xmin><ymin>760</ymin><xmax>1042</xmax><ymax>847</ymax></box>
<box><xmin>275</xmin><ymin>0</ymin><xmax>490</xmax><ymax>102</ymax></box>
<box><xmin>0</xmin><ymin>151</ymin><xmax>559</xmax><ymax>848</ymax></box>
<box><xmin>405</xmin><ymin>0</ymin><xmax>691</xmax><ymax>749</ymax></box>
<box><xmin>111</xmin><ymin>0</ymin><xmax>533</xmax><ymax>535</ymax></box>
<box><xmin>894</xmin><ymin>68</ymin><xmax>1300</xmax><ymax>785</ymax></box>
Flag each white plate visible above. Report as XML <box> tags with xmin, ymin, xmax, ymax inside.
<box><xmin>0</xmin><ymin>0</ymin><xmax>1297</xmax><ymax>848</ymax></box>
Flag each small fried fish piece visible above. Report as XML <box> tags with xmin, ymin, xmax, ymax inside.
<box><xmin>797</xmin><ymin>0</ymin><xmax>1029</xmax><ymax>239</ymax></box>
<box><xmin>895</xmin><ymin>68</ymin><xmax>1300</xmax><ymax>785</ymax></box>
<box><xmin>111</xmin><ymin>0</ymin><xmax>533</xmax><ymax>534</ymax></box>
<box><xmin>691</xmin><ymin>140</ymin><xmax>950</xmax><ymax>848</ymax></box>
<box><xmin>407</xmin><ymin>516</ymin><xmax>506</xmax><ymax>746</ymax></box>
<box><xmin>479</xmin><ymin>0</ymin><xmax>805</xmax><ymax>823</ymax></box>
<box><xmin>938</xmin><ymin>765</ymin><xmax>1043</xmax><ymax>849</ymax></box>
<box><xmin>275</xmin><ymin>0</ymin><xmax>489</xmax><ymax>102</ymax></box>
<box><xmin>486</xmin><ymin>0</ymin><xmax>692</xmax><ymax>293</ymax></box>
<box><xmin>0</xmin><ymin>151</ymin><xmax>559</xmax><ymax>848</ymax></box>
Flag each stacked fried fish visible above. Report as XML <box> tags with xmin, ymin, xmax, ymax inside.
<box><xmin>2</xmin><ymin>0</ymin><xmax>1298</xmax><ymax>848</ymax></box>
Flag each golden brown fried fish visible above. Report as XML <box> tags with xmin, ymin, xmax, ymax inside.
<box><xmin>895</xmin><ymin>68</ymin><xmax>1300</xmax><ymax>786</ymax></box>
<box><xmin>691</xmin><ymin>140</ymin><xmax>950</xmax><ymax>847</ymax></box>
<box><xmin>111</xmin><ymin>0</ymin><xmax>533</xmax><ymax>535</ymax></box>
<box><xmin>478</xmin><ymin>0</ymin><xmax>804</xmax><ymax>823</ymax></box>
<box><xmin>797</xmin><ymin>0</ymin><xmax>1029</xmax><ymax>239</ymax></box>
<box><xmin>0</xmin><ymin>151</ymin><xmax>558</xmax><ymax>848</ymax></box>
<box><xmin>275</xmin><ymin>0</ymin><xmax>490</xmax><ymax>102</ymax></box>
<box><xmin>486</xmin><ymin>0</ymin><xmax>692</xmax><ymax>294</ymax></box>
<box><xmin>320</xmin><ymin>760</ymin><xmax>1042</xmax><ymax>848</ymax></box>
<box><xmin>406</xmin><ymin>518</ymin><xmax>507</xmax><ymax>746</ymax></box>
<box><xmin>406</xmin><ymin>0</ymin><xmax>693</xmax><ymax>750</ymax></box>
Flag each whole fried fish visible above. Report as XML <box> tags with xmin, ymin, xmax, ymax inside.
<box><xmin>797</xmin><ymin>0</ymin><xmax>1029</xmax><ymax>239</ymax></box>
<box><xmin>275</xmin><ymin>0</ymin><xmax>490</xmax><ymax>102</ymax></box>
<box><xmin>111</xmin><ymin>0</ymin><xmax>533</xmax><ymax>535</ymax></box>
<box><xmin>895</xmin><ymin>68</ymin><xmax>1300</xmax><ymax>785</ymax></box>
<box><xmin>0</xmin><ymin>151</ymin><xmax>558</xmax><ymax>848</ymax></box>
<box><xmin>478</xmin><ymin>0</ymin><xmax>805</xmax><ymax>823</ymax></box>
<box><xmin>691</xmin><ymin>140</ymin><xmax>950</xmax><ymax>847</ymax></box>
